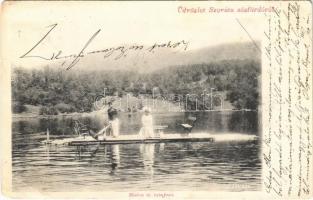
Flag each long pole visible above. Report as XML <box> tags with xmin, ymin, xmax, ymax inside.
<box><xmin>46</xmin><ymin>128</ymin><xmax>50</xmax><ymax>141</ymax></box>
<box><xmin>185</xmin><ymin>94</ymin><xmax>189</xmax><ymax>111</ymax></box>
<box><xmin>103</xmin><ymin>88</ymin><xmax>107</xmax><ymax>97</ymax></box>
<box><xmin>202</xmin><ymin>89</ymin><xmax>207</xmax><ymax>110</ymax></box>
<box><xmin>47</xmin><ymin>115</ymin><xmax>51</xmax><ymax>142</ymax></box>
<box><xmin>210</xmin><ymin>88</ymin><xmax>215</xmax><ymax>110</ymax></box>
<box><xmin>152</xmin><ymin>88</ymin><xmax>155</xmax><ymax>109</ymax></box>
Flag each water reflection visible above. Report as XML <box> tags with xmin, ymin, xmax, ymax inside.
<box><xmin>108</xmin><ymin>145</ymin><xmax>120</xmax><ymax>174</ymax></box>
<box><xmin>140</xmin><ymin>144</ymin><xmax>155</xmax><ymax>177</ymax></box>
<box><xmin>228</xmin><ymin>111</ymin><xmax>259</xmax><ymax>133</ymax></box>
<box><xmin>13</xmin><ymin>111</ymin><xmax>258</xmax><ymax>141</ymax></box>
<box><xmin>45</xmin><ymin>144</ymin><xmax>50</xmax><ymax>162</ymax></box>
<box><xmin>12</xmin><ymin>111</ymin><xmax>261</xmax><ymax>192</ymax></box>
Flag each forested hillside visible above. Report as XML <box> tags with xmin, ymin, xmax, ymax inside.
<box><xmin>12</xmin><ymin>59</ymin><xmax>260</xmax><ymax>114</ymax></box>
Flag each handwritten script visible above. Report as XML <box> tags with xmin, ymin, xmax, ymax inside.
<box><xmin>19</xmin><ymin>24</ymin><xmax>189</xmax><ymax>70</ymax></box>
<box><xmin>263</xmin><ymin>2</ymin><xmax>312</xmax><ymax>198</ymax></box>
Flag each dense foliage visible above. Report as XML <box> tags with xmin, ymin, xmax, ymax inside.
<box><xmin>12</xmin><ymin>59</ymin><xmax>260</xmax><ymax>114</ymax></box>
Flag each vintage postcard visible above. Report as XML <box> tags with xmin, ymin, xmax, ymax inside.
<box><xmin>0</xmin><ymin>1</ymin><xmax>312</xmax><ymax>199</ymax></box>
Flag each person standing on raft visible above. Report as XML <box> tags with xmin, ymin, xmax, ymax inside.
<box><xmin>139</xmin><ymin>107</ymin><xmax>154</xmax><ymax>138</ymax></box>
<box><xmin>107</xmin><ymin>101</ymin><xmax>119</xmax><ymax>137</ymax></box>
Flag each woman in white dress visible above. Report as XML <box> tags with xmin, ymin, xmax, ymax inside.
<box><xmin>139</xmin><ymin>107</ymin><xmax>154</xmax><ymax>138</ymax></box>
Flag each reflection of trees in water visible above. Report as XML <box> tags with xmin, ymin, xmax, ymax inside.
<box><xmin>36</xmin><ymin>117</ymin><xmax>102</xmax><ymax>136</ymax></box>
<box><xmin>13</xmin><ymin>119</ymin><xmax>46</xmax><ymax>150</ymax></box>
<box><xmin>205</xmin><ymin>112</ymin><xmax>222</xmax><ymax>132</ymax></box>
<box><xmin>179</xmin><ymin>111</ymin><xmax>258</xmax><ymax>134</ymax></box>
<box><xmin>37</xmin><ymin>117</ymin><xmax>74</xmax><ymax>135</ymax></box>
<box><xmin>228</xmin><ymin>111</ymin><xmax>258</xmax><ymax>134</ymax></box>
<box><xmin>14</xmin><ymin>119</ymin><xmax>41</xmax><ymax>135</ymax></box>
<box><xmin>14</xmin><ymin>111</ymin><xmax>259</xmax><ymax>143</ymax></box>
<box><xmin>155</xmin><ymin>142</ymin><xmax>260</xmax><ymax>169</ymax></box>
<box><xmin>119</xmin><ymin>113</ymin><xmax>141</xmax><ymax>134</ymax></box>
<box><xmin>187</xmin><ymin>112</ymin><xmax>224</xmax><ymax>133</ymax></box>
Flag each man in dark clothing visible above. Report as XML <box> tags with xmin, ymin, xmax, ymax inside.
<box><xmin>107</xmin><ymin>102</ymin><xmax>119</xmax><ymax>137</ymax></box>
<box><xmin>108</xmin><ymin>102</ymin><xmax>118</xmax><ymax>121</ymax></box>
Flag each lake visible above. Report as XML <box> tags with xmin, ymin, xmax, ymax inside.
<box><xmin>12</xmin><ymin>111</ymin><xmax>261</xmax><ymax>192</ymax></box>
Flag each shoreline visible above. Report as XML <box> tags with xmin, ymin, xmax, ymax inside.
<box><xmin>12</xmin><ymin>96</ymin><xmax>251</xmax><ymax>120</ymax></box>
<box><xmin>12</xmin><ymin>108</ymin><xmax>257</xmax><ymax>119</ymax></box>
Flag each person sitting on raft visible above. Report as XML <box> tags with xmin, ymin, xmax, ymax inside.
<box><xmin>139</xmin><ymin>107</ymin><xmax>154</xmax><ymax>138</ymax></box>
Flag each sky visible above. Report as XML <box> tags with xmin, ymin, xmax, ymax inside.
<box><xmin>1</xmin><ymin>1</ymin><xmax>271</xmax><ymax>69</ymax></box>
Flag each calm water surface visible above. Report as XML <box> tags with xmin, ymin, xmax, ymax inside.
<box><xmin>12</xmin><ymin>111</ymin><xmax>261</xmax><ymax>192</ymax></box>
